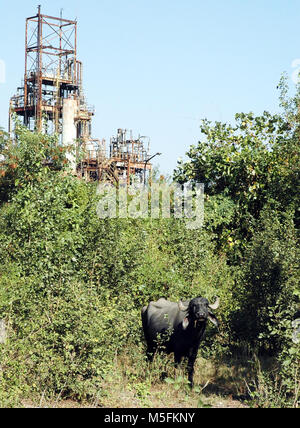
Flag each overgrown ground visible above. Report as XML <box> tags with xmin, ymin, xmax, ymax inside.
<box><xmin>21</xmin><ymin>349</ymin><xmax>277</xmax><ymax>409</ymax></box>
<box><xmin>93</xmin><ymin>353</ymin><xmax>251</xmax><ymax>409</ymax></box>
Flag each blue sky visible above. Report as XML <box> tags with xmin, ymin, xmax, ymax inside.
<box><xmin>0</xmin><ymin>0</ymin><xmax>299</xmax><ymax>174</ymax></box>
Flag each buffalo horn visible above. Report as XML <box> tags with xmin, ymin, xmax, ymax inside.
<box><xmin>209</xmin><ymin>297</ymin><xmax>220</xmax><ymax>310</ymax></box>
<box><xmin>178</xmin><ymin>301</ymin><xmax>188</xmax><ymax>311</ymax></box>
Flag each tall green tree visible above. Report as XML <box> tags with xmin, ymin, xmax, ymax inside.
<box><xmin>174</xmin><ymin>84</ymin><xmax>299</xmax><ymax>254</ymax></box>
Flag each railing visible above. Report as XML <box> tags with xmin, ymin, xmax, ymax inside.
<box><xmin>11</xmin><ymin>96</ymin><xmax>25</xmax><ymax>108</ymax></box>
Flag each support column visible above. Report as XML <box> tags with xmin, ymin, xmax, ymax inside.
<box><xmin>62</xmin><ymin>98</ymin><xmax>77</xmax><ymax>172</ymax></box>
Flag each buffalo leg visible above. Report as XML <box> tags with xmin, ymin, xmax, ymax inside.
<box><xmin>174</xmin><ymin>353</ymin><xmax>182</xmax><ymax>369</ymax></box>
<box><xmin>187</xmin><ymin>350</ymin><xmax>198</xmax><ymax>388</ymax></box>
<box><xmin>146</xmin><ymin>344</ymin><xmax>155</xmax><ymax>362</ymax></box>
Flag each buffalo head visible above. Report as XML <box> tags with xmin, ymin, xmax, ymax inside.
<box><xmin>179</xmin><ymin>297</ymin><xmax>219</xmax><ymax>330</ymax></box>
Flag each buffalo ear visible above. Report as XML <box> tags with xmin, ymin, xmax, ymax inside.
<box><xmin>182</xmin><ymin>317</ymin><xmax>189</xmax><ymax>330</ymax></box>
<box><xmin>208</xmin><ymin>313</ymin><xmax>219</xmax><ymax>328</ymax></box>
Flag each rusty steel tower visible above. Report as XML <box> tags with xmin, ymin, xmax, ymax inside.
<box><xmin>9</xmin><ymin>6</ymin><xmax>97</xmax><ymax>168</ymax></box>
<box><xmin>9</xmin><ymin>7</ymin><xmax>154</xmax><ymax>184</ymax></box>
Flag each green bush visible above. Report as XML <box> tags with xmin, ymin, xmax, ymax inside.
<box><xmin>231</xmin><ymin>209</ymin><xmax>299</xmax><ymax>354</ymax></box>
<box><xmin>0</xmin><ymin>118</ymin><xmax>298</xmax><ymax>407</ymax></box>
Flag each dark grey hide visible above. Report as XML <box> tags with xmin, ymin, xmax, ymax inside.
<box><xmin>141</xmin><ymin>296</ymin><xmax>219</xmax><ymax>387</ymax></box>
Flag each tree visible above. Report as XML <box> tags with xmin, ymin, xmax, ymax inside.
<box><xmin>0</xmin><ymin>122</ymin><xmax>69</xmax><ymax>203</ymax></box>
<box><xmin>174</xmin><ymin>91</ymin><xmax>299</xmax><ymax>254</ymax></box>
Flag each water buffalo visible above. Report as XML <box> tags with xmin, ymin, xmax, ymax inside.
<box><xmin>141</xmin><ymin>296</ymin><xmax>219</xmax><ymax>387</ymax></box>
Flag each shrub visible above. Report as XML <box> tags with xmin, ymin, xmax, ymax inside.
<box><xmin>231</xmin><ymin>208</ymin><xmax>299</xmax><ymax>355</ymax></box>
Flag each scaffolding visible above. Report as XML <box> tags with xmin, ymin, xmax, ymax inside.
<box><xmin>9</xmin><ymin>7</ymin><xmax>153</xmax><ymax>185</ymax></box>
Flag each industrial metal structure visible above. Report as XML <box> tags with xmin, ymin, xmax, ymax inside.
<box><xmin>9</xmin><ymin>6</ymin><xmax>153</xmax><ymax>184</ymax></box>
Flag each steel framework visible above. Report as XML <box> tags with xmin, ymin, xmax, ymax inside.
<box><xmin>9</xmin><ymin>6</ymin><xmax>93</xmax><ymax>139</ymax></box>
<box><xmin>9</xmin><ymin>7</ymin><xmax>154</xmax><ymax>185</ymax></box>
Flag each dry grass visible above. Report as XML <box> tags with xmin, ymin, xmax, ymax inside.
<box><xmin>22</xmin><ymin>347</ymin><xmax>257</xmax><ymax>408</ymax></box>
<box><xmin>93</xmin><ymin>351</ymin><xmax>251</xmax><ymax>408</ymax></box>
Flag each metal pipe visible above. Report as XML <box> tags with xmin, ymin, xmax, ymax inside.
<box><xmin>144</xmin><ymin>152</ymin><xmax>162</xmax><ymax>185</ymax></box>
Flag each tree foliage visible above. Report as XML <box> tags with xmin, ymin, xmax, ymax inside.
<box><xmin>0</xmin><ymin>80</ymin><xmax>299</xmax><ymax>407</ymax></box>
<box><xmin>174</xmin><ymin>103</ymin><xmax>299</xmax><ymax>255</ymax></box>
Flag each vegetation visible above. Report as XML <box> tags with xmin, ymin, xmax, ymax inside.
<box><xmin>0</xmin><ymin>79</ymin><xmax>299</xmax><ymax>408</ymax></box>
